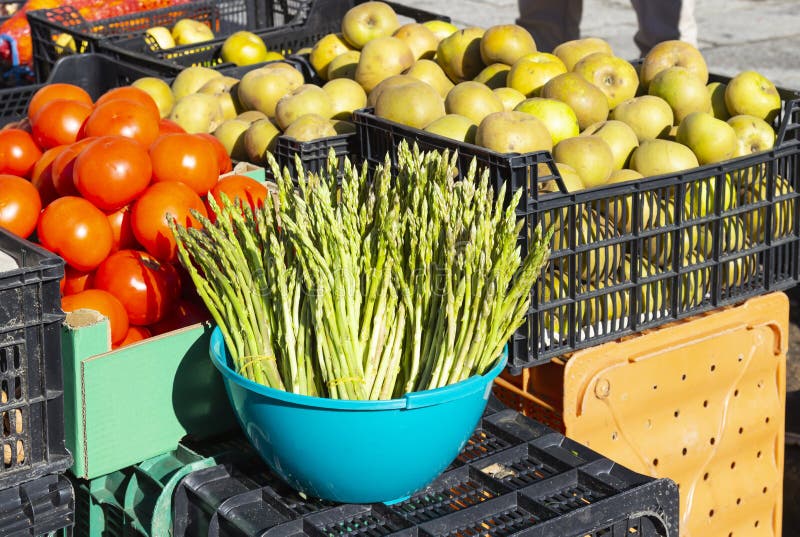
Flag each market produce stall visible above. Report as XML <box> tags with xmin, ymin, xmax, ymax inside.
<box><xmin>0</xmin><ymin>0</ymin><xmax>794</xmax><ymax>535</ymax></box>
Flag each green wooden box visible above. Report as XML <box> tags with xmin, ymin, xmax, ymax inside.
<box><xmin>61</xmin><ymin>311</ymin><xmax>236</xmax><ymax>480</ymax></box>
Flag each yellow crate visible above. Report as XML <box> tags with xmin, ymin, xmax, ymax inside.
<box><xmin>495</xmin><ymin>292</ymin><xmax>787</xmax><ymax>537</ymax></box>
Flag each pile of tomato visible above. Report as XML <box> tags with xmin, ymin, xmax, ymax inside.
<box><xmin>0</xmin><ymin>82</ymin><xmax>270</xmax><ymax>348</ymax></box>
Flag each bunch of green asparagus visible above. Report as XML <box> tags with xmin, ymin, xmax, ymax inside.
<box><xmin>171</xmin><ymin>141</ymin><xmax>553</xmax><ymax>400</ymax></box>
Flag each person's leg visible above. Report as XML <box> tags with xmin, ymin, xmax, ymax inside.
<box><xmin>516</xmin><ymin>0</ymin><xmax>582</xmax><ymax>53</ymax></box>
<box><xmin>630</xmin><ymin>0</ymin><xmax>697</xmax><ymax>56</ymax></box>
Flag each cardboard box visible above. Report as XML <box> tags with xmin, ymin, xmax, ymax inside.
<box><xmin>61</xmin><ymin>311</ymin><xmax>236</xmax><ymax>479</ymax></box>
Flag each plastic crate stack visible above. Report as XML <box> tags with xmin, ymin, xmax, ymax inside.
<box><xmin>0</xmin><ymin>228</ymin><xmax>74</xmax><ymax>535</ymax></box>
<box><xmin>64</xmin><ymin>398</ymin><xmax>678</xmax><ymax>537</ymax></box>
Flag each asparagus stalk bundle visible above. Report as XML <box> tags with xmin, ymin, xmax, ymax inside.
<box><xmin>171</xmin><ymin>141</ymin><xmax>553</xmax><ymax>400</ymax></box>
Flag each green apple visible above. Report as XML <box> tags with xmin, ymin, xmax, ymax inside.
<box><xmin>480</xmin><ymin>24</ymin><xmax>537</xmax><ymax>66</ymax></box>
<box><xmin>514</xmin><ymin>97</ymin><xmax>579</xmax><ymax>145</ymax></box>
<box><xmin>683</xmin><ymin>174</ymin><xmax>736</xmax><ymax>218</ymax></box>
<box><xmin>743</xmin><ymin>174</ymin><xmax>794</xmax><ymax>243</ymax></box>
<box><xmin>676</xmin><ymin>111</ymin><xmax>737</xmax><ymax>164</ymax></box>
<box><xmin>573</xmin><ymin>52</ymin><xmax>638</xmax><ymax>109</ymax></box>
<box><xmin>445</xmin><ymin>81</ymin><xmax>504</xmax><ymax>125</ymax></box>
<box><xmin>725</xmin><ymin>70</ymin><xmax>781</xmax><ymax>123</ymax></box>
<box><xmin>610</xmin><ymin>95</ymin><xmax>673</xmax><ymax>141</ymax></box>
<box><xmin>213</xmin><ymin>119</ymin><xmax>250</xmax><ymax>161</ymax></box>
<box><xmin>648</xmin><ymin>66</ymin><xmax>711</xmax><ymax>123</ymax></box>
<box><xmin>422</xmin><ymin>20</ymin><xmax>458</xmax><ymax>42</ymax></box>
<box><xmin>553</xmin><ymin>135</ymin><xmax>614</xmax><ymax>188</ymax></box>
<box><xmin>341</xmin><ymin>1</ymin><xmax>400</xmax><ymax>49</ymax></box>
<box><xmin>406</xmin><ymin>59</ymin><xmax>453</xmax><ymax>97</ymax></box>
<box><xmin>581</xmin><ymin>120</ymin><xmax>638</xmax><ymax>170</ymax></box>
<box><xmin>283</xmin><ymin>114</ymin><xmax>337</xmax><ymax>142</ymax></box>
<box><xmin>554</xmin><ymin>163</ymin><xmax>584</xmax><ymax>191</ymax></box>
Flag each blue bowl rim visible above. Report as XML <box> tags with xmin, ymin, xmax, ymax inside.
<box><xmin>209</xmin><ymin>326</ymin><xmax>508</xmax><ymax>411</ymax></box>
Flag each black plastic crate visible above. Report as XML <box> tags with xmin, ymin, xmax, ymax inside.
<box><xmin>0</xmin><ymin>53</ymin><xmax>161</xmax><ymax>128</ymax></box>
<box><xmin>172</xmin><ymin>407</ymin><xmax>678</xmax><ymax>537</ymax></box>
<box><xmin>27</xmin><ymin>0</ymin><xmax>307</xmax><ymax>82</ymax></box>
<box><xmin>0</xmin><ymin>474</ymin><xmax>75</xmax><ymax>536</ymax></box>
<box><xmin>99</xmin><ymin>0</ymin><xmax>449</xmax><ymax>77</ymax></box>
<box><xmin>353</xmin><ymin>74</ymin><xmax>800</xmax><ymax>372</ymax></box>
<box><xmin>0</xmin><ymin>228</ymin><xmax>71</xmax><ymax>490</ymax></box>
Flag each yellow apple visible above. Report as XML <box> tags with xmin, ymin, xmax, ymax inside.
<box><xmin>374</xmin><ymin>81</ymin><xmax>445</xmax><ymax>129</ymax></box>
<box><xmin>132</xmin><ymin>77</ymin><xmax>174</xmax><ymax>117</ymax></box>
<box><xmin>648</xmin><ymin>66</ymin><xmax>711</xmax><ymax>123</ymax></box>
<box><xmin>422</xmin><ymin>20</ymin><xmax>458</xmax><ymax>42</ymax></box>
<box><xmin>727</xmin><ymin>114</ymin><xmax>775</xmax><ymax>157</ymax></box>
<box><xmin>171</xmin><ymin>19</ymin><xmax>214</xmax><ymax>46</ymax></box>
<box><xmin>553</xmin><ymin>37</ymin><xmax>612</xmax><ymax>71</ymax></box>
<box><xmin>610</xmin><ymin>95</ymin><xmax>673</xmax><ymax>141</ymax></box>
<box><xmin>475</xmin><ymin>111</ymin><xmax>552</xmax><ymax>153</ymax></box>
<box><xmin>405</xmin><ymin>59</ymin><xmax>453</xmax><ymax>97</ymax></box>
<box><xmin>473</xmin><ymin>63</ymin><xmax>510</xmax><ymax>89</ymax></box>
<box><xmin>542</xmin><ymin>72</ymin><xmax>609</xmax><ymax>130</ymax></box>
<box><xmin>676</xmin><ymin>111</ymin><xmax>737</xmax><ymax>164</ymax></box>
<box><xmin>423</xmin><ymin>114</ymin><xmax>477</xmax><ymax>143</ymax></box>
<box><xmin>445</xmin><ymin>81</ymin><xmax>504</xmax><ymax>125</ymax></box>
<box><xmin>724</xmin><ymin>70</ymin><xmax>781</xmax><ymax>124</ymax></box>
<box><xmin>493</xmin><ymin>87</ymin><xmax>526</xmax><ymax>111</ymax></box>
<box><xmin>573</xmin><ymin>52</ymin><xmax>638</xmax><ymax>109</ymax></box>
<box><xmin>436</xmin><ymin>27</ymin><xmax>486</xmax><ymax>83</ymax></box>
<box><xmin>145</xmin><ymin>26</ymin><xmax>174</xmax><ymax>49</ymax></box>
<box><xmin>341</xmin><ymin>1</ymin><xmax>400</xmax><ymax>49</ymax></box>
<box><xmin>393</xmin><ymin>23</ymin><xmax>438</xmax><ymax>60</ymax></box>
<box><xmin>221</xmin><ymin>31</ymin><xmax>268</xmax><ymax>66</ymax></box>
<box><xmin>640</xmin><ymin>40</ymin><xmax>708</xmax><ymax>89</ymax></box>
<box><xmin>707</xmin><ymin>82</ymin><xmax>730</xmax><ymax>120</ymax></box>
<box><xmin>514</xmin><ymin>97</ymin><xmax>579</xmax><ymax>145</ymax></box>
<box><xmin>326</xmin><ymin>50</ymin><xmax>361</xmax><ymax>80</ymax></box>
<box><xmin>581</xmin><ymin>120</ymin><xmax>638</xmax><ymax>170</ymax></box>
<box><xmin>309</xmin><ymin>34</ymin><xmax>352</xmax><ymax>79</ymax></box>
<box><xmin>354</xmin><ymin>36</ymin><xmax>414</xmax><ymax>92</ymax></box>
<box><xmin>323</xmin><ymin>78</ymin><xmax>367</xmax><ymax>120</ymax></box>
<box><xmin>480</xmin><ymin>24</ymin><xmax>537</xmax><ymax>66</ymax></box>
<box><xmin>507</xmin><ymin>52</ymin><xmax>567</xmax><ymax>97</ymax></box>
<box><xmin>553</xmin><ymin>135</ymin><xmax>614</xmax><ymax>188</ymax></box>
<box><xmin>630</xmin><ymin>139</ymin><xmax>699</xmax><ymax>177</ymax></box>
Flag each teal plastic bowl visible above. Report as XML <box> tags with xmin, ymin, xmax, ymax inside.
<box><xmin>209</xmin><ymin>327</ymin><xmax>507</xmax><ymax>504</ymax></box>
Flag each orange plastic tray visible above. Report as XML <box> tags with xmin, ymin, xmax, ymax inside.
<box><xmin>495</xmin><ymin>292</ymin><xmax>788</xmax><ymax>537</ymax></box>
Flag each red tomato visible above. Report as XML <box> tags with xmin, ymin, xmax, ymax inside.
<box><xmin>131</xmin><ymin>182</ymin><xmax>208</xmax><ymax>262</ymax></box>
<box><xmin>74</xmin><ymin>136</ymin><xmax>152</xmax><ymax>211</ymax></box>
<box><xmin>149</xmin><ymin>134</ymin><xmax>219</xmax><ymax>196</ymax></box>
<box><xmin>82</xmin><ymin>99</ymin><xmax>159</xmax><ymax>146</ymax></box>
<box><xmin>0</xmin><ymin>174</ymin><xmax>42</xmax><ymax>238</ymax></box>
<box><xmin>31</xmin><ymin>99</ymin><xmax>92</xmax><ymax>149</ymax></box>
<box><xmin>30</xmin><ymin>145</ymin><xmax>67</xmax><ymax>206</ymax></box>
<box><xmin>28</xmin><ymin>84</ymin><xmax>92</xmax><ymax>120</ymax></box>
<box><xmin>51</xmin><ymin>137</ymin><xmax>100</xmax><ymax>197</ymax></box>
<box><xmin>62</xmin><ymin>289</ymin><xmax>129</xmax><ymax>345</ymax></box>
<box><xmin>158</xmin><ymin>119</ymin><xmax>185</xmax><ymax>135</ymax></box>
<box><xmin>197</xmin><ymin>133</ymin><xmax>233</xmax><ymax>175</ymax></box>
<box><xmin>37</xmin><ymin>196</ymin><xmax>113</xmax><ymax>271</ymax></box>
<box><xmin>150</xmin><ymin>299</ymin><xmax>210</xmax><ymax>335</ymax></box>
<box><xmin>107</xmin><ymin>205</ymin><xmax>138</xmax><ymax>253</ymax></box>
<box><xmin>115</xmin><ymin>325</ymin><xmax>152</xmax><ymax>348</ymax></box>
<box><xmin>0</xmin><ymin>129</ymin><xmax>43</xmax><ymax>178</ymax></box>
<box><xmin>96</xmin><ymin>87</ymin><xmax>160</xmax><ymax>122</ymax></box>
<box><xmin>207</xmin><ymin>174</ymin><xmax>269</xmax><ymax>219</ymax></box>
<box><xmin>93</xmin><ymin>249</ymin><xmax>181</xmax><ymax>325</ymax></box>
<box><xmin>61</xmin><ymin>265</ymin><xmax>94</xmax><ymax>295</ymax></box>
